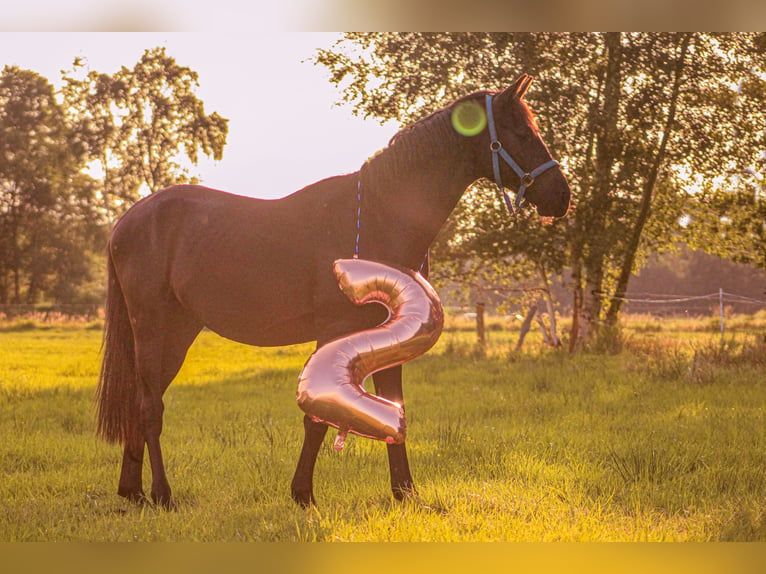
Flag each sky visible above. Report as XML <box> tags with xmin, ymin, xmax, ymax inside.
<box><xmin>0</xmin><ymin>32</ymin><xmax>400</xmax><ymax>199</ymax></box>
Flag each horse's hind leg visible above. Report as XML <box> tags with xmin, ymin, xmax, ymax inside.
<box><xmin>290</xmin><ymin>365</ymin><xmax>414</xmax><ymax>507</ymax></box>
<box><xmin>373</xmin><ymin>366</ymin><xmax>415</xmax><ymax>500</ymax></box>
<box><xmin>130</xmin><ymin>301</ymin><xmax>201</xmax><ymax>509</ymax></box>
<box><xmin>291</xmin><ymin>416</ymin><xmax>329</xmax><ymax>507</ymax></box>
<box><xmin>118</xmin><ymin>434</ymin><xmax>146</xmax><ymax>503</ymax></box>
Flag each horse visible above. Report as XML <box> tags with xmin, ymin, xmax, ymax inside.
<box><xmin>95</xmin><ymin>74</ymin><xmax>571</xmax><ymax>509</ymax></box>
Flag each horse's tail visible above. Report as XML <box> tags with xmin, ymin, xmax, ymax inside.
<box><xmin>95</xmin><ymin>249</ymin><xmax>140</xmax><ymax>446</ymax></box>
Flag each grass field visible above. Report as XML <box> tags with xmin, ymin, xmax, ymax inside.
<box><xmin>1</xmin><ymin>314</ymin><xmax>764</xmax><ymax>541</ymax></box>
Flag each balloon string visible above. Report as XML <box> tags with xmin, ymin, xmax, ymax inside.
<box><xmin>354</xmin><ymin>174</ymin><xmax>362</xmax><ymax>259</ymax></box>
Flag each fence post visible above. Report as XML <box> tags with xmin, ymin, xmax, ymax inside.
<box><xmin>476</xmin><ymin>301</ymin><xmax>486</xmax><ymax>348</ymax></box>
<box><xmin>719</xmin><ymin>287</ymin><xmax>724</xmax><ymax>336</ymax></box>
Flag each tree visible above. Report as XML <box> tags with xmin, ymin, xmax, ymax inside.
<box><xmin>569</xmin><ymin>33</ymin><xmax>765</xmax><ymax>343</ymax></box>
<box><xmin>61</xmin><ymin>65</ymin><xmax>133</xmax><ymax>222</ymax></box>
<box><xmin>431</xmin><ymin>182</ymin><xmax>569</xmax><ymax>346</ymax></box>
<box><xmin>0</xmin><ymin>48</ymin><xmax>230</xmax><ymax>307</ymax></box>
<box><xmin>0</xmin><ymin>66</ymin><xmax>101</xmax><ymax>305</ymax></box>
<box><xmin>681</xmin><ymin>43</ymin><xmax>766</xmax><ymax>271</ymax></box>
<box><xmin>315</xmin><ymin>33</ymin><xmax>766</xmax><ymax>349</ymax></box>
<box><xmin>63</xmin><ymin>47</ymin><xmax>229</xmax><ymax>219</ymax></box>
<box><xmin>685</xmin><ymin>187</ymin><xmax>766</xmax><ymax>270</ymax></box>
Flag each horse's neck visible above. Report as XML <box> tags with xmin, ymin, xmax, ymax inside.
<box><xmin>359</xmin><ymin>140</ymin><xmax>476</xmax><ymax>266</ymax></box>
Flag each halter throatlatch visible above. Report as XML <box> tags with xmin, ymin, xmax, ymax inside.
<box><xmin>485</xmin><ymin>94</ymin><xmax>560</xmax><ymax>215</ymax></box>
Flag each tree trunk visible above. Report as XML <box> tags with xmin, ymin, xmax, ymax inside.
<box><xmin>515</xmin><ymin>304</ymin><xmax>537</xmax><ymax>351</ymax></box>
<box><xmin>0</xmin><ymin>269</ymin><xmax>7</xmax><ymax>304</ymax></box>
<box><xmin>535</xmin><ymin>312</ymin><xmax>553</xmax><ymax>346</ymax></box>
<box><xmin>13</xmin><ymin>265</ymin><xmax>21</xmax><ymax>304</ymax></box>
<box><xmin>12</xmin><ymin>214</ymin><xmax>21</xmax><ymax>305</ymax></box>
<box><xmin>579</xmin><ymin>269</ymin><xmax>605</xmax><ymax>343</ymax></box>
<box><xmin>571</xmin><ymin>32</ymin><xmax>623</xmax><ymax>350</ymax></box>
<box><xmin>605</xmin><ymin>33</ymin><xmax>693</xmax><ymax>325</ymax></box>
<box><xmin>26</xmin><ymin>275</ymin><xmax>40</xmax><ymax>304</ymax></box>
<box><xmin>0</xmin><ymin>232</ymin><xmax>7</xmax><ymax>304</ymax></box>
<box><xmin>569</xmin><ymin>264</ymin><xmax>582</xmax><ymax>353</ymax></box>
<box><xmin>537</xmin><ymin>262</ymin><xmax>561</xmax><ymax>347</ymax></box>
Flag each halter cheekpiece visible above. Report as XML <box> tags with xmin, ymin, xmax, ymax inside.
<box><xmin>485</xmin><ymin>94</ymin><xmax>559</xmax><ymax>215</ymax></box>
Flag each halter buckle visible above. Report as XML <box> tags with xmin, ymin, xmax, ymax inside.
<box><xmin>490</xmin><ymin>141</ymin><xmax>502</xmax><ymax>152</ymax></box>
<box><xmin>521</xmin><ymin>173</ymin><xmax>535</xmax><ymax>188</ymax></box>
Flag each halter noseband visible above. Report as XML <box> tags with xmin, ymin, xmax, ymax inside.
<box><xmin>485</xmin><ymin>94</ymin><xmax>559</xmax><ymax>214</ymax></box>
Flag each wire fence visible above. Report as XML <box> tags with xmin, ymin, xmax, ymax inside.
<box><xmin>601</xmin><ymin>290</ymin><xmax>765</xmax><ymax>340</ymax></box>
<box><xmin>457</xmin><ymin>287</ymin><xmax>766</xmax><ymax>349</ymax></box>
<box><xmin>0</xmin><ymin>304</ymin><xmax>101</xmax><ymax>322</ymax></box>
<box><xmin>1</xmin><ymin>290</ymin><xmax>764</xmax><ymax>339</ymax></box>
<box><xmin>610</xmin><ymin>289</ymin><xmax>765</xmax><ymax>324</ymax></box>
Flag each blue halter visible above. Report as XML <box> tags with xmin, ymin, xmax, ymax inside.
<box><xmin>485</xmin><ymin>94</ymin><xmax>560</xmax><ymax>214</ymax></box>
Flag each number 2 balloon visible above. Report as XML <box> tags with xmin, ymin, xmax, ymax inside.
<box><xmin>296</xmin><ymin>258</ymin><xmax>444</xmax><ymax>450</ymax></box>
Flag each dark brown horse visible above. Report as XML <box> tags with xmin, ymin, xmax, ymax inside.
<box><xmin>96</xmin><ymin>75</ymin><xmax>570</xmax><ymax>509</ymax></box>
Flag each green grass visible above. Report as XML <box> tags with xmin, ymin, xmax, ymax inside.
<box><xmin>1</xmin><ymin>317</ymin><xmax>764</xmax><ymax>541</ymax></box>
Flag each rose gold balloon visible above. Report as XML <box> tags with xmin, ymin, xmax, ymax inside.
<box><xmin>296</xmin><ymin>258</ymin><xmax>444</xmax><ymax>449</ymax></box>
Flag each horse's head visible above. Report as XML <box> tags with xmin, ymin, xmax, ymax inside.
<box><xmin>470</xmin><ymin>75</ymin><xmax>571</xmax><ymax>218</ymax></box>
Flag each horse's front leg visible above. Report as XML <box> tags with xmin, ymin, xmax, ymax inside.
<box><xmin>291</xmin><ymin>300</ymin><xmax>398</xmax><ymax>507</ymax></box>
<box><xmin>290</xmin><ymin>415</ymin><xmax>329</xmax><ymax>507</ymax></box>
<box><xmin>290</xmin><ymin>325</ymin><xmax>336</xmax><ymax>508</ymax></box>
<box><xmin>372</xmin><ymin>365</ymin><xmax>416</xmax><ymax>501</ymax></box>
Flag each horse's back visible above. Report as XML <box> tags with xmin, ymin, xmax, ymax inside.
<box><xmin>108</xmin><ymin>182</ymin><xmax>354</xmax><ymax>346</ymax></box>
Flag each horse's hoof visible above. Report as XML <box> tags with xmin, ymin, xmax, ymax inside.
<box><xmin>392</xmin><ymin>483</ymin><xmax>417</xmax><ymax>502</ymax></box>
<box><xmin>151</xmin><ymin>492</ymin><xmax>178</xmax><ymax>511</ymax></box>
<box><xmin>118</xmin><ymin>488</ymin><xmax>148</xmax><ymax>505</ymax></box>
<box><xmin>291</xmin><ymin>488</ymin><xmax>316</xmax><ymax>509</ymax></box>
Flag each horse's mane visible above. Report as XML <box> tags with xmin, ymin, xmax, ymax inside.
<box><xmin>361</xmin><ymin>91</ymin><xmax>490</xmax><ymax>187</ymax></box>
<box><xmin>519</xmin><ymin>98</ymin><xmax>539</xmax><ymax>132</ymax></box>
<box><xmin>387</xmin><ymin>90</ymin><xmax>491</xmax><ymax>146</ymax></box>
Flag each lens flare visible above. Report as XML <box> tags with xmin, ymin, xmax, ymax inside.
<box><xmin>451</xmin><ymin>100</ymin><xmax>487</xmax><ymax>137</ymax></box>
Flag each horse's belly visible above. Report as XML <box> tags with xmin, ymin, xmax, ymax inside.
<box><xmin>177</xmin><ymin>276</ymin><xmax>318</xmax><ymax>347</ymax></box>
<box><xmin>204</xmin><ymin>305</ymin><xmax>317</xmax><ymax>347</ymax></box>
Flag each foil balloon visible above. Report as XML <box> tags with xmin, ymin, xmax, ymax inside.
<box><xmin>296</xmin><ymin>258</ymin><xmax>444</xmax><ymax>450</ymax></box>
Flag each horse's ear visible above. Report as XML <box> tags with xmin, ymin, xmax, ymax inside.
<box><xmin>497</xmin><ymin>74</ymin><xmax>534</xmax><ymax>104</ymax></box>
<box><xmin>516</xmin><ymin>74</ymin><xmax>534</xmax><ymax>99</ymax></box>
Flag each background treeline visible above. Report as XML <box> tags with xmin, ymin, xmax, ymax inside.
<box><xmin>437</xmin><ymin>244</ymin><xmax>766</xmax><ymax>317</ymax></box>
<box><xmin>625</xmin><ymin>244</ymin><xmax>766</xmax><ymax>313</ymax></box>
<box><xmin>2</xmin><ymin>35</ymin><xmax>765</xmax><ymax>351</ymax></box>
<box><xmin>0</xmin><ymin>47</ymin><xmax>227</xmax><ymax>306</ymax></box>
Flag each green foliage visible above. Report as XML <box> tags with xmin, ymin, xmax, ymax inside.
<box><xmin>0</xmin><ymin>47</ymin><xmax>228</xmax><ymax>306</ymax></box>
<box><xmin>0</xmin><ymin>66</ymin><xmax>103</xmax><ymax>305</ymax></box>
<box><xmin>685</xmin><ymin>186</ymin><xmax>766</xmax><ymax>269</ymax></box>
<box><xmin>62</xmin><ymin>47</ymin><xmax>229</xmax><ymax>217</ymax></box>
<box><xmin>1</xmin><ymin>322</ymin><xmax>764</xmax><ymax>541</ymax></box>
<box><xmin>315</xmin><ymin>33</ymin><xmax>766</xmax><ymax>348</ymax></box>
